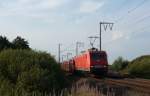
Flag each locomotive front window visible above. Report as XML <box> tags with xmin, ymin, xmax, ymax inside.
<box><xmin>91</xmin><ymin>53</ymin><xmax>106</xmax><ymax>60</ymax></box>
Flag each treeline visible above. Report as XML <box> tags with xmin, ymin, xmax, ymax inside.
<box><xmin>0</xmin><ymin>35</ymin><xmax>67</xmax><ymax>96</ymax></box>
<box><xmin>111</xmin><ymin>56</ymin><xmax>150</xmax><ymax>79</ymax></box>
<box><xmin>0</xmin><ymin>36</ymin><xmax>29</xmax><ymax>51</ymax></box>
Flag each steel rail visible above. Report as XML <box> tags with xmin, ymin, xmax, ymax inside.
<box><xmin>106</xmin><ymin>79</ymin><xmax>150</xmax><ymax>93</ymax></box>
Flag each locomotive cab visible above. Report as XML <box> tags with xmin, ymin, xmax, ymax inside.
<box><xmin>89</xmin><ymin>48</ymin><xmax>108</xmax><ymax>75</ymax></box>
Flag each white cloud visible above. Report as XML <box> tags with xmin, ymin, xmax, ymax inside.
<box><xmin>79</xmin><ymin>0</ymin><xmax>104</xmax><ymax>13</ymax></box>
<box><xmin>112</xmin><ymin>31</ymin><xmax>124</xmax><ymax>40</ymax></box>
<box><xmin>39</xmin><ymin>0</ymin><xmax>67</xmax><ymax>9</ymax></box>
<box><xmin>0</xmin><ymin>0</ymin><xmax>68</xmax><ymax>16</ymax></box>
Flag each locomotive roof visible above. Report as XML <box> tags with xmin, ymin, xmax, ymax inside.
<box><xmin>87</xmin><ymin>48</ymin><xmax>106</xmax><ymax>53</ymax></box>
<box><xmin>76</xmin><ymin>48</ymin><xmax>106</xmax><ymax>56</ymax></box>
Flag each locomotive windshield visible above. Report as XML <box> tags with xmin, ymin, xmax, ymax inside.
<box><xmin>91</xmin><ymin>53</ymin><xmax>106</xmax><ymax>60</ymax></box>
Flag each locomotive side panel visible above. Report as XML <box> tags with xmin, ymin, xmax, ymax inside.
<box><xmin>74</xmin><ymin>52</ymin><xmax>90</xmax><ymax>72</ymax></box>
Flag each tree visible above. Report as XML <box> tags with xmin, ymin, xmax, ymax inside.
<box><xmin>0</xmin><ymin>49</ymin><xmax>67</xmax><ymax>94</ymax></box>
<box><xmin>0</xmin><ymin>36</ymin><xmax>11</xmax><ymax>51</ymax></box>
<box><xmin>111</xmin><ymin>56</ymin><xmax>129</xmax><ymax>71</ymax></box>
<box><xmin>12</xmin><ymin>36</ymin><xmax>30</xmax><ymax>49</ymax></box>
<box><xmin>127</xmin><ymin>55</ymin><xmax>150</xmax><ymax>79</ymax></box>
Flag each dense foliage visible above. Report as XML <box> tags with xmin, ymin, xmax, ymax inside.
<box><xmin>12</xmin><ymin>36</ymin><xmax>30</xmax><ymax>49</ymax></box>
<box><xmin>126</xmin><ymin>55</ymin><xmax>150</xmax><ymax>79</ymax></box>
<box><xmin>0</xmin><ymin>36</ymin><xmax>12</xmax><ymax>51</ymax></box>
<box><xmin>111</xmin><ymin>56</ymin><xmax>129</xmax><ymax>71</ymax></box>
<box><xmin>0</xmin><ymin>36</ymin><xmax>30</xmax><ymax>51</ymax></box>
<box><xmin>111</xmin><ymin>56</ymin><xmax>150</xmax><ymax>79</ymax></box>
<box><xmin>0</xmin><ymin>49</ymin><xmax>67</xmax><ymax>95</ymax></box>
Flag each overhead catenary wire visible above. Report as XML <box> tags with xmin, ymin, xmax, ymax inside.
<box><xmin>61</xmin><ymin>43</ymin><xmax>75</xmax><ymax>53</ymax></box>
<box><xmin>67</xmin><ymin>1</ymin><xmax>149</xmax><ymax>50</ymax></box>
<box><xmin>134</xmin><ymin>15</ymin><xmax>150</xmax><ymax>24</ymax></box>
<box><xmin>116</xmin><ymin>13</ymin><xmax>150</xmax><ymax>33</ymax></box>
<box><xmin>111</xmin><ymin>0</ymin><xmax>150</xmax><ymax>44</ymax></box>
<box><xmin>103</xmin><ymin>24</ymin><xmax>150</xmax><ymax>47</ymax></box>
<box><xmin>130</xmin><ymin>24</ymin><xmax>150</xmax><ymax>34</ymax></box>
<box><xmin>115</xmin><ymin>0</ymin><xmax>148</xmax><ymax>23</ymax></box>
<box><xmin>128</xmin><ymin>0</ymin><xmax>148</xmax><ymax>13</ymax></box>
<box><xmin>122</xmin><ymin>15</ymin><xmax>150</xmax><ymax>31</ymax></box>
<box><xmin>101</xmin><ymin>0</ymin><xmax>150</xmax><ymax>50</ymax></box>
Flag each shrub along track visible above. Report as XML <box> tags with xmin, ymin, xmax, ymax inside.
<box><xmin>105</xmin><ymin>78</ymin><xmax>150</xmax><ymax>94</ymax></box>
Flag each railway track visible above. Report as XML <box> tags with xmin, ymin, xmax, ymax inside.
<box><xmin>105</xmin><ymin>78</ymin><xmax>150</xmax><ymax>93</ymax></box>
<box><xmin>67</xmin><ymin>75</ymin><xmax>150</xmax><ymax>96</ymax></box>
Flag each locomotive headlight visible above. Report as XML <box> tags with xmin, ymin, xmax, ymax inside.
<box><xmin>103</xmin><ymin>65</ymin><xmax>107</xmax><ymax>67</ymax></box>
<box><xmin>91</xmin><ymin>66</ymin><xmax>94</xmax><ymax>68</ymax></box>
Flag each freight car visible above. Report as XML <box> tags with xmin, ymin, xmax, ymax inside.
<box><xmin>61</xmin><ymin>48</ymin><xmax>108</xmax><ymax>75</ymax></box>
<box><xmin>61</xmin><ymin>60</ymin><xmax>75</xmax><ymax>73</ymax></box>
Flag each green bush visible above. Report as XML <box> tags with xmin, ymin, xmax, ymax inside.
<box><xmin>0</xmin><ymin>35</ymin><xmax>30</xmax><ymax>52</ymax></box>
<box><xmin>111</xmin><ymin>56</ymin><xmax>129</xmax><ymax>71</ymax></box>
<box><xmin>12</xmin><ymin>36</ymin><xmax>30</xmax><ymax>49</ymax></box>
<box><xmin>0</xmin><ymin>36</ymin><xmax>12</xmax><ymax>51</ymax></box>
<box><xmin>126</xmin><ymin>55</ymin><xmax>150</xmax><ymax>79</ymax></box>
<box><xmin>0</xmin><ymin>49</ymin><xmax>67</xmax><ymax>95</ymax></box>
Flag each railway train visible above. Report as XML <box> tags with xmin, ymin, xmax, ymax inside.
<box><xmin>61</xmin><ymin>48</ymin><xmax>108</xmax><ymax>75</ymax></box>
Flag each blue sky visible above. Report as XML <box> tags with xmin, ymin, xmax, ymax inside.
<box><xmin>0</xmin><ymin>0</ymin><xmax>150</xmax><ymax>63</ymax></box>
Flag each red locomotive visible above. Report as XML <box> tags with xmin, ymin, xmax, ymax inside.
<box><xmin>61</xmin><ymin>48</ymin><xmax>108</xmax><ymax>75</ymax></box>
